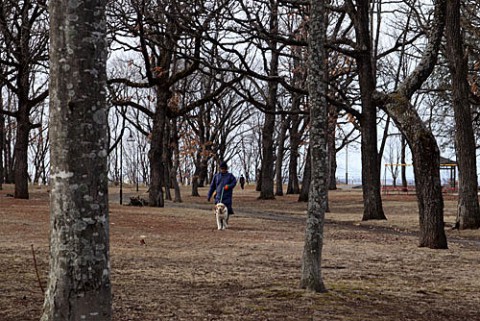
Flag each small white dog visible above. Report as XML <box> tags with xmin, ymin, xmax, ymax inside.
<box><xmin>214</xmin><ymin>203</ymin><xmax>229</xmax><ymax>230</ymax></box>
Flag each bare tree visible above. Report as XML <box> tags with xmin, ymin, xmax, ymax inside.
<box><xmin>258</xmin><ymin>0</ymin><xmax>280</xmax><ymax>200</ymax></box>
<box><xmin>2</xmin><ymin>93</ymin><xmax>16</xmax><ymax>184</ymax></box>
<box><xmin>340</xmin><ymin>0</ymin><xmax>387</xmax><ymax>220</ymax></box>
<box><xmin>300</xmin><ymin>0</ymin><xmax>327</xmax><ymax>293</ymax></box>
<box><xmin>287</xmin><ymin>38</ymin><xmax>307</xmax><ymax>195</ymax></box>
<box><xmin>444</xmin><ymin>0</ymin><xmax>480</xmax><ymax>229</ymax></box>
<box><xmin>108</xmin><ymin>0</ymin><xmax>238</xmax><ymax>206</ymax></box>
<box><xmin>0</xmin><ymin>0</ymin><xmax>49</xmax><ymax>199</ymax></box>
<box><xmin>41</xmin><ymin>0</ymin><xmax>111</xmax><ymax>320</ymax></box>
<box><xmin>375</xmin><ymin>0</ymin><xmax>448</xmax><ymax>248</ymax></box>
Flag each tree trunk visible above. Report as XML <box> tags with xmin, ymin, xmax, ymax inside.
<box><xmin>42</xmin><ymin>1</ymin><xmax>111</xmax><ymax>320</ymax></box>
<box><xmin>163</xmin><ymin>123</ymin><xmax>172</xmax><ymax>202</ymax></box>
<box><xmin>0</xmin><ymin>94</ymin><xmax>4</xmax><ymax>190</ymax></box>
<box><xmin>354</xmin><ymin>1</ymin><xmax>386</xmax><ymax>221</ymax></box>
<box><xmin>259</xmin><ymin>110</ymin><xmax>276</xmax><ymax>199</ymax></box>
<box><xmin>401</xmin><ymin>136</ymin><xmax>408</xmax><ymax>191</ymax></box>
<box><xmin>445</xmin><ymin>0</ymin><xmax>480</xmax><ymax>229</ymax></box>
<box><xmin>327</xmin><ymin>104</ymin><xmax>338</xmax><ymax>190</ymax></box>
<box><xmin>13</xmin><ymin>109</ymin><xmax>30</xmax><ymax>199</ymax></box>
<box><xmin>5</xmin><ymin>124</ymin><xmax>14</xmax><ymax>184</ymax></box>
<box><xmin>377</xmin><ymin>0</ymin><xmax>448</xmax><ymax>249</ymax></box>
<box><xmin>259</xmin><ymin>0</ymin><xmax>278</xmax><ymax>200</ymax></box>
<box><xmin>275</xmin><ymin>115</ymin><xmax>288</xmax><ymax>196</ymax></box>
<box><xmin>258</xmin><ymin>97</ymin><xmax>276</xmax><ymax>199</ymax></box>
<box><xmin>171</xmin><ymin>119</ymin><xmax>183</xmax><ymax>203</ymax></box>
<box><xmin>287</xmin><ymin>47</ymin><xmax>304</xmax><ymax>195</ymax></box>
<box><xmin>410</xmin><ymin>132</ymin><xmax>447</xmax><ymax>248</ymax></box>
<box><xmin>300</xmin><ymin>0</ymin><xmax>327</xmax><ymax>292</ymax></box>
<box><xmin>198</xmin><ymin>157</ymin><xmax>209</xmax><ymax>188</ymax></box>
<box><xmin>191</xmin><ymin>151</ymin><xmax>202</xmax><ymax>197</ymax></box>
<box><xmin>384</xmin><ymin>96</ymin><xmax>448</xmax><ymax>249</ymax></box>
<box><xmin>256</xmin><ymin>167</ymin><xmax>262</xmax><ymax>192</ymax></box>
<box><xmin>148</xmin><ymin>88</ymin><xmax>168</xmax><ymax>207</ymax></box>
<box><xmin>298</xmin><ymin>147</ymin><xmax>311</xmax><ymax>203</ymax></box>
<box><xmin>287</xmin><ymin>115</ymin><xmax>301</xmax><ymax>194</ymax></box>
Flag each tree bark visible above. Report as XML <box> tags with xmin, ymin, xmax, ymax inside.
<box><xmin>375</xmin><ymin>0</ymin><xmax>448</xmax><ymax>249</ymax></box>
<box><xmin>401</xmin><ymin>136</ymin><xmax>408</xmax><ymax>191</ymax></box>
<box><xmin>445</xmin><ymin>0</ymin><xmax>480</xmax><ymax>229</ymax></box>
<box><xmin>191</xmin><ymin>151</ymin><xmax>202</xmax><ymax>197</ymax></box>
<box><xmin>0</xmin><ymin>92</ymin><xmax>4</xmax><ymax>190</ymax></box>
<box><xmin>275</xmin><ymin>114</ymin><xmax>288</xmax><ymax>196</ymax></box>
<box><xmin>383</xmin><ymin>97</ymin><xmax>447</xmax><ymax>248</ymax></box>
<box><xmin>42</xmin><ymin>0</ymin><xmax>111</xmax><ymax>320</ymax></box>
<box><xmin>259</xmin><ymin>0</ymin><xmax>278</xmax><ymax>200</ymax></box>
<box><xmin>287</xmin><ymin>111</ymin><xmax>301</xmax><ymax>194</ymax></box>
<box><xmin>298</xmin><ymin>147</ymin><xmax>311</xmax><ymax>202</ymax></box>
<box><xmin>300</xmin><ymin>0</ymin><xmax>327</xmax><ymax>293</ymax></box>
<box><xmin>148</xmin><ymin>88</ymin><xmax>168</xmax><ymax>207</ymax></box>
<box><xmin>351</xmin><ymin>0</ymin><xmax>386</xmax><ymax>221</ymax></box>
<box><xmin>170</xmin><ymin>119</ymin><xmax>183</xmax><ymax>203</ymax></box>
<box><xmin>287</xmin><ymin>47</ymin><xmax>305</xmax><ymax>195</ymax></box>
<box><xmin>0</xmin><ymin>0</ymin><xmax>49</xmax><ymax>198</ymax></box>
<box><xmin>13</xmin><ymin>112</ymin><xmax>30</xmax><ymax>199</ymax></box>
<box><xmin>327</xmin><ymin>104</ymin><xmax>338</xmax><ymax>190</ymax></box>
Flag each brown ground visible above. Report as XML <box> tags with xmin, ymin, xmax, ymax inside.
<box><xmin>1</xmin><ymin>184</ymin><xmax>480</xmax><ymax>321</ymax></box>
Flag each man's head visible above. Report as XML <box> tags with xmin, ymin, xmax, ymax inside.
<box><xmin>219</xmin><ymin>161</ymin><xmax>228</xmax><ymax>172</ymax></box>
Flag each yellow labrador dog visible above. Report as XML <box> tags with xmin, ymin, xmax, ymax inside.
<box><xmin>214</xmin><ymin>203</ymin><xmax>229</xmax><ymax>230</ymax></box>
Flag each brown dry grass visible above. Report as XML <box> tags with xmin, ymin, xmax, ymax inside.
<box><xmin>1</xmin><ymin>184</ymin><xmax>480</xmax><ymax>321</ymax></box>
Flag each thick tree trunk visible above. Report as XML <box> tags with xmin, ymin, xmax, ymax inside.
<box><xmin>353</xmin><ymin>1</ymin><xmax>386</xmax><ymax>221</ymax></box>
<box><xmin>384</xmin><ymin>97</ymin><xmax>447</xmax><ymax>249</ymax></box>
<box><xmin>2</xmin><ymin>1</ymin><xmax>48</xmax><ymax>197</ymax></box>
<box><xmin>259</xmin><ymin>0</ymin><xmax>278</xmax><ymax>200</ymax></box>
<box><xmin>13</xmin><ymin>110</ymin><xmax>30</xmax><ymax>199</ymax></box>
<box><xmin>259</xmin><ymin>93</ymin><xmax>277</xmax><ymax>199</ymax></box>
<box><xmin>300</xmin><ymin>0</ymin><xmax>327</xmax><ymax>292</ymax></box>
<box><xmin>376</xmin><ymin>0</ymin><xmax>448</xmax><ymax>249</ymax></box>
<box><xmin>259</xmin><ymin>102</ymin><xmax>276</xmax><ymax>199</ymax></box>
<box><xmin>445</xmin><ymin>0</ymin><xmax>480</xmax><ymax>229</ymax></box>
<box><xmin>42</xmin><ymin>1</ymin><xmax>111</xmax><ymax>320</ymax></box>
<box><xmin>148</xmin><ymin>88</ymin><xmax>168</xmax><ymax>207</ymax></box>
<box><xmin>410</xmin><ymin>139</ymin><xmax>447</xmax><ymax>248</ymax></box>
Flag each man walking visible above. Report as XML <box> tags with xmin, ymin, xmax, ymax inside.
<box><xmin>207</xmin><ymin>161</ymin><xmax>237</xmax><ymax>215</ymax></box>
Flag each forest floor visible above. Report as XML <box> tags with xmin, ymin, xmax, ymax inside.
<box><xmin>1</xmin><ymin>183</ymin><xmax>480</xmax><ymax>321</ymax></box>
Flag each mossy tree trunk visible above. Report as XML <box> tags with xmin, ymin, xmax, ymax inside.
<box><xmin>300</xmin><ymin>0</ymin><xmax>327</xmax><ymax>293</ymax></box>
<box><xmin>42</xmin><ymin>0</ymin><xmax>111</xmax><ymax>319</ymax></box>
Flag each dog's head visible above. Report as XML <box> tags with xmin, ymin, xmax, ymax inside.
<box><xmin>214</xmin><ymin>203</ymin><xmax>227</xmax><ymax>216</ymax></box>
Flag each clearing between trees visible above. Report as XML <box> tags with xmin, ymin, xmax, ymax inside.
<box><xmin>1</xmin><ymin>184</ymin><xmax>479</xmax><ymax>321</ymax></box>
